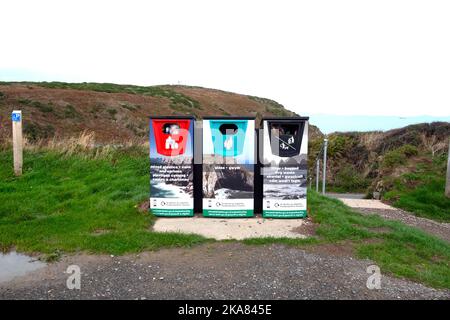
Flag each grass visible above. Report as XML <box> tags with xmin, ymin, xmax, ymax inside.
<box><xmin>0</xmin><ymin>147</ymin><xmax>208</xmax><ymax>256</ymax></box>
<box><xmin>0</xmin><ymin>146</ymin><xmax>449</xmax><ymax>288</ymax></box>
<box><xmin>383</xmin><ymin>154</ymin><xmax>450</xmax><ymax>222</ymax></box>
<box><xmin>245</xmin><ymin>191</ymin><xmax>450</xmax><ymax>289</ymax></box>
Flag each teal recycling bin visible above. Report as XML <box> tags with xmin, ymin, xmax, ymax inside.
<box><xmin>209</xmin><ymin>119</ymin><xmax>248</xmax><ymax>157</ymax></box>
<box><xmin>202</xmin><ymin>117</ymin><xmax>255</xmax><ymax>217</ymax></box>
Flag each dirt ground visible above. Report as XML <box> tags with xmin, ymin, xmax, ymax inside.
<box><xmin>1</xmin><ymin>243</ymin><xmax>448</xmax><ymax>300</ymax></box>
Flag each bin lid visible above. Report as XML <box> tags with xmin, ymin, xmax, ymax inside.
<box><xmin>149</xmin><ymin>115</ymin><xmax>196</xmax><ymax>120</ymax></box>
<box><xmin>204</xmin><ymin>116</ymin><xmax>255</xmax><ymax>120</ymax></box>
<box><xmin>261</xmin><ymin>116</ymin><xmax>309</xmax><ymax>125</ymax></box>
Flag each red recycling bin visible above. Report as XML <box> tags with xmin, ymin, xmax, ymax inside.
<box><xmin>151</xmin><ymin>119</ymin><xmax>191</xmax><ymax>156</ymax></box>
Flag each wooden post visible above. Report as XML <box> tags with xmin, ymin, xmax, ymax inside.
<box><xmin>446</xmin><ymin>141</ymin><xmax>450</xmax><ymax>198</ymax></box>
<box><xmin>12</xmin><ymin>110</ymin><xmax>23</xmax><ymax>176</ymax></box>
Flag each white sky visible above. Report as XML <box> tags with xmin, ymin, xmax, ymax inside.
<box><xmin>1</xmin><ymin>0</ymin><xmax>449</xmax><ymax>117</ymax></box>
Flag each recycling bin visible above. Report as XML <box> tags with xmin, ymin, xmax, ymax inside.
<box><xmin>149</xmin><ymin>116</ymin><xmax>195</xmax><ymax>217</ymax></box>
<box><xmin>260</xmin><ymin>117</ymin><xmax>309</xmax><ymax>218</ymax></box>
<box><xmin>202</xmin><ymin>116</ymin><xmax>255</xmax><ymax>217</ymax></box>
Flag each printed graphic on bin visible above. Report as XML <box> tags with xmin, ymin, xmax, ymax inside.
<box><xmin>261</xmin><ymin>117</ymin><xmax>309</xmax><ymax>218</ymax></box>
<box><xmin>149</xmin><ymin>116</ymin><xmax>194</xmax><ymax>217</ymax></box>
<box><xmin>202</xmin><ymin>117</ymin><xmax>255</xmax><ymax>218</ymax></box>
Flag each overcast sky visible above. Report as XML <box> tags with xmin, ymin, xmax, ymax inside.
<box><xmin>1</xmin><ymin>0</ymin><xmax>449</xmax><ymax>117</ymax></box>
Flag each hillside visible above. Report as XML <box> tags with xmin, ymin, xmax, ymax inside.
<box><xmin>309</xmin><ymin>123</ymin><xmax>450</xmax><ymax>220</ymax></box>
<box><xmin>0</xmin><ymin>81</ymin><xmax>308</xmax><ymax>143</ymax></box>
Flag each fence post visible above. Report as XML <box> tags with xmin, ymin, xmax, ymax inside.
<box><xmin>315</xmin><ymin>158</ymin><xmax>320</xmax><ymax>192</ymax></box>
<box><xmin>12</xmin><ymin>110</ymin><xmax>23</xmax><ymax>176</ymax></box>
<box><xmin>446</xmin><ymin>141</ymin><xmax>450</xmax><ymax>198</ymax></box>
<box><xmin>322</xmin><ymin>138</ymin><xmax>328</xmax><ymax>195</ymax></box>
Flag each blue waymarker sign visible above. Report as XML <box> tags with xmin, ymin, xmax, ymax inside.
<box><xmin>12</xmin><ymin>112</ymin><xmax>21</xmax><ymax>122</ymax></box>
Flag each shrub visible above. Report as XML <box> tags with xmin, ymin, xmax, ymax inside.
<box><xmin>382</xmin><ymin>149</ymin><xmax>406</xmax><ymax>168</ymax></box>
<box><xmin>63</xmin><ymin>104</ymin><xmax>80</xmax><ymax>119</ymax></box>
<box><xmin>382</xmin><ymin>144</ymin><xmax>418</xmax><ymax>168</ymax></box>
<box><xmin>107</xmin><ymin>108</ymin><xmax>118</xmax><ymax>120</ymax></box>
<box><xmin>36</xmin><ymin>82</ymin><xmax>202</xmax><ymax>110</ymax></box>
<box><xmin>120</xmin><ymin>103</ymin><xmax>141</xmax><ymax>111</ymax></box>
<box><xmin>397</xmin><ymin>144</ymin><xmax>419</xmax><ymax>157</ymax></box>
<box><xmin>328</xmin><ymin>135</ymin><xmax>353</xmax><ymax>159</ymax></box>
<box><xmin>24</xmin><ymin>123</ymin><xmax>55</xmax><ymax>142</ymax></box>
<box><xmin>332</xmin><ymin>164</ymin><xmax>370</xmax><ymax>192</ymax></box>
<box><xmin>18</xmin><ymin>98</ymin><xmax>53</xmax><ymax>113</ymax></box>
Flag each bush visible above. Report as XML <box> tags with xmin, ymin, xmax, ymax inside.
<box><xmin>382</xmin><ymin>150</ymin><xmax>406</xmax><ymax>168</ymax></box>
<box><xmin>397</xmin><ymin>144</ymin><xmax>419</xmax><ymax>157</ymax></box>
<box><xmin>327</xmin><ymin>135</ymin><xmax>353</xmax><ymax>159</ymax></box>
<box><xmin>107</xmin><ymin>108</ymin><xmax>118</xmax><ymax>120</ymax></box>
<box><xmin>332</xmin><ymin>164</ymin><xmax>370</xmax><ymax>192</ymax></box>
<box><xmin>382</xmin><ymin>144</ymin><xmax>418</xmax><ymax>168</ymax></box>
<box><xmin>18</xmin><ymin>98</ymin><xmax>53</xmax><ymax>113</ymax></box>
<box><xmin>63</xmin><ymin>104</ymin><xmax>80</xmax><ymax>119</ymax></box>
<box><xmin>24</xmin><ymin>123</ymin><xmax>55</xmax><ymax>142</ymax></box>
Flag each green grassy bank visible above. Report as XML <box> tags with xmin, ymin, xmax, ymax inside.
<box><xmin>383</xmin><ymin>154</ymin><xmax>450</xmax><ymax>222</ymax></box>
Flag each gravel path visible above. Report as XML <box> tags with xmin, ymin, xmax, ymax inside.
<box><xmin>356</xmin><ymin>208</ymin><xmax>450</xmax><ymax>242</ymax></box>
<box><xmin>1</xmin><ymin>243</ymin><xmax>448</xmax><ymax>300</ymax></box>
<box><xmin>329</xmin><ymin>196</ymin><xmax>450</xmax><ymax>243</ymax></box>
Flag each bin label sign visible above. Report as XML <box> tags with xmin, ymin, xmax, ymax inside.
<box><xmin>165</xmin><ymin>136</ymin><xmax>179</xmax><ymax>150</ymax></box>
<box><xmin>202</xmin><ymin>119</ymin><xmax>255</xmax><ymax>217</ymax></box>
<box><xmin>150</xmin><ymin>118</ymin><xmax>194</xmax><ymax>217</ymax></box>
<box><xmin>262</xmin><ymin>120</ymin><xmax>308</xmax><ymax>218</ymax></box>
<box><xmin>12</xmin><ymin>112</ymin><xmax>21</xmax><ymax>122</ymax></box>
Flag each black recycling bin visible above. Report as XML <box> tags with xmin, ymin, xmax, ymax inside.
<box><xmin>260</xmin><ymin>117</ymin><xmax>309</xmax><ymax>218</ymax></box>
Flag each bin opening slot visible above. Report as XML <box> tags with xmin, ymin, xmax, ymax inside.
<box><xmin>219</xmin><ymin>123</ymin><xmax>238</xmax><ymax>135</ymax></box>
<box><xmin>268</xmin><ymin>122</ymin><xmax>304</xmax><ymax>157</ymax></box>
<box><xmin>163</xmin><ymin>123</ymin><xmax>180</xmax><ymax>135</ymax></box>
<box><xmin>270</xmin><ymin>124</ymin><xmax>299</xmax><ymax>137</ymax></box>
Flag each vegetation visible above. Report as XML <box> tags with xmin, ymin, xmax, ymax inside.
<box><xmin>63</xmin><ymin>104</ymin><xmax>80</xmax><ymax>119</ymax></box>
<box><xmin>33</xmin><ymin>81</ymin><xmax>202</xmax><ymax>110</ymax></box>
<box><xmin>18</xmin><ymin>98</ymin><xmax>54</xmax><ymax>113</ymax></box>
<box><xmin>107</xmin><ymin>108</ymin><xmax>118</xmax><ymax>120</ymax></box>
<box><xmin>245</xmin><ymin>191</ymin><xmax>450</xmax><ymax>289</ymax></box>
<box><xmin>0</xmin><ymin>143</ymin><xmax>449</xmax><ymax>288</ymax></box>
<box><xmin>23</xmin><ymin>123</ymin><xmax>55</xmax><ymax>142</ymax></box>
<box><xmin>381</xmin><ymin>144</ymin><xmax>418</xmax><ymax>169</ymax></box>
<box><xmin>120</xmin><ymin>102</ymin><xmax>141</xmax><ymax>111</ymax></box>
<box><xmin>309</xmin><ymin>124</ymin><xmax>449</xmax><ymax>221</ymax></box>
<box><xmin>329</xmin><ymin>164</ymin><xmax>370</xmax><ymax>193</ymax></box>
<box><xmin>383</xmin><ymin>154</ymin><xmax>450</xmax><ymax>222</ymax></box>
<box><xmin>0</xmin><ymin>145</ymin><xmax>208</xmax><ymax>257</ymax></box>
